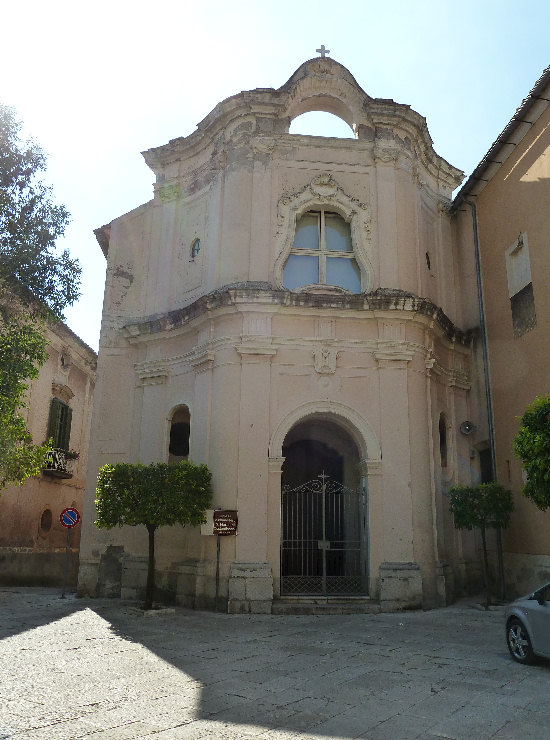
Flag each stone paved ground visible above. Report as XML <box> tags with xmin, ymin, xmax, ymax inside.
<box><xmin>0</xmin><ymin>588</ymin><xmax>549</xmax><ymax>739</ymax></box>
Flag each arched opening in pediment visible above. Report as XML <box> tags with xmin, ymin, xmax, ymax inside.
<box><xmin>289</xmin><ymin>111</ymin><xmax>354</xmax><ymax>139</ymax></box>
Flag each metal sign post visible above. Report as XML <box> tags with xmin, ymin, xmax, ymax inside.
<box><xmin>60</xmin><ymin>508</ymin><xmax>80</xmax><ymax>599</ymax></box>
<box><xmin>212</xmin><ymin>510</ymin><xmax>238</xmax><ymax>611</ymax></box>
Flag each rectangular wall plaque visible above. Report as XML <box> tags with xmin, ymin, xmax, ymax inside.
<box><xmin>213</xmin><ymin>510</ymin><xmax>238</xmax><ymax>536</ymax></box>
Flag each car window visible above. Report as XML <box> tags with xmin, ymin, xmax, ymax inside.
<box><xmin>535</xmin><ymin>584</ymin><xmax>550</xmax><ymax>602</ymax></box>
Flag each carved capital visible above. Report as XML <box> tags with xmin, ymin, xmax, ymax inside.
<box><xmin>135</xmin><ymin>362</ymin><xmax>169</xmax><ymax>385</ymax></box>
<box><xmin>189</xmin><ymin>347</ymin><xmax>215</xmax><ymax>372</ymax></box>
<box><xmin>359</xmin><ymin>458</ymin><xmax>382</xmax><ymax>476</ymax></box>
<box><xmin>236</xmin><ymin>339</ymin><xmax>277</xmax><ymax>357</ymax></box>
<box><xmin>268</xmin><ymin>457</ymin><xmax>285</xmax><ymax>474</ymax></box>
<box><xmin>374</xmin><ymin>350</ymin><xmax>414</xmax><ymax>369</ymax></box>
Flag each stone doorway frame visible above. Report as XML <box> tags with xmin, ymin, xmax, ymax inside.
<box><xmin>267</xmin><ymin>401</ymin><xmax>381</xmax><ymax>599</ymax></box>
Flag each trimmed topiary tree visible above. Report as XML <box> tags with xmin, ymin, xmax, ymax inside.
<box><xmin>449</xmin><ymin>482</ymin><xmax>514</xmax><ymax>606</ymax></box>
<box><xmin>513</xmin><ymin>395</ymin><xmax>550</xmax><ymax>511</ymax></box>
<box><xmin>95</xmin><ymin>461</ymin><xmax>212</xmax><ymax>610</ymax></box>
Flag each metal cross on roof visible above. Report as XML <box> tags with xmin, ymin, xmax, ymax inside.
<box><xmin>316</xmin><ymin>45</ymin><xmax>330</xmax><ymax>58</ymax></box>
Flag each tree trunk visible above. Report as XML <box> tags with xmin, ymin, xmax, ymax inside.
<box><xmin>480</xmin><ymin>526</ymin><xmax>492</xmax><ymax>608</ymax></box>
<box><xmin>144</xmin><ymin>523</ymin><xmax>156</xmax><ymax>610</ymax></box>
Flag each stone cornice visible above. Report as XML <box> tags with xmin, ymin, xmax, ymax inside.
<box><xmin>121</xmin><ymin>286</ymin><xmax>471</xmax><ymax>347</ymax></box>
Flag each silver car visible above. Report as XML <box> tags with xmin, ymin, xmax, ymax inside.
<box><xmin>505</xmin><ymin>582</ymin><xmax>550</xmax><ymax>664</ymax></box>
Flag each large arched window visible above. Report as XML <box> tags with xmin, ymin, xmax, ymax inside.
<box><xmin>283</xmin><ymin>210</ymin><xmax>361</xmax><ymax>293</ymax></box>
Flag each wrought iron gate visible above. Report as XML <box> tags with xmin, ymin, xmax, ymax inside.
<box><xmin>281</xmin><ymin>473</ymin><xmax>368</xmax><ymax>596</ymax></box>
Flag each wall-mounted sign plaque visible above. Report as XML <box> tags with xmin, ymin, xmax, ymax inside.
<box><xmin>213</xmin><ymin>509</ymin><xmax>238</xmax><ymax>536</ymax></box>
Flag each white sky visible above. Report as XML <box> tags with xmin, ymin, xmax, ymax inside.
<box><xmin>2</xmin><ymin>0</ymin><xmax>549</xmax><ymax>351</ymax></box>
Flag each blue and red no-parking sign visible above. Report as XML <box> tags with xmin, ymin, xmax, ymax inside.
<box><xmin>60</xmin><ymin>507</ymin><xmax>80</xmax><ymax>528</ymax></box>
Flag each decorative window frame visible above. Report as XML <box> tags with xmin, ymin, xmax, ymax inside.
<box><xmin>273</xmin><ymin>173</ymin><xmax>374</xmax><ymax>293</ymax></box>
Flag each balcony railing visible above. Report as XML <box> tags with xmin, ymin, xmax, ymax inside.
<box><xmin>42</xmin><ymin>448</ymin><xmax>74</xmax><ymax>479</ymax></box>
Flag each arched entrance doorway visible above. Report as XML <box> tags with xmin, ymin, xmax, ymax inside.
<box><xmin>280</xmin><ymin>417</ymin><xmax>368</xmax><ymax>596</ymax></box>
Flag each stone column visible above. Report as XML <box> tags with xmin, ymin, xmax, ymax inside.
<box><xmin>267</xmin><ymin>456</ymin><xmax>285</xmax><ymax>597</ymax></box>
<box><xmin>374</xmin><ymin>152</ymin><xmax>399</xmax><ymax>287</ymax></box>
<box><xmin>137</xmin><ymin>364</ymin><xmax>168</xmax><ymax>463</ymax></box>
<box><xmin>360</xmin><ymin>458</ymin><xmax>382</xmax><ymax>596</ymax></box>
<box><xmin>190</xmin><ymin>346</ymin><xmax>215</xmax><ymax>464</ymax></box>
<box><xmin>375</xmin><ymin>347</ymin><xmax>423</xmax><ymax>609</ymax></box>
<box><xmin>227</xmin><ymin>340</ymin><xmax>276</xmax><ymax>614</ymax></box>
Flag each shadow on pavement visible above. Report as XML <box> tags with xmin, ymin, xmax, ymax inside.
<box><xmin>2</xmin><ymin>587</ymin><xmax>550</xmax><ymax>739</ymax></box>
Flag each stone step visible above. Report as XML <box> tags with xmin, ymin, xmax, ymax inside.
<box><xmin>271</xmin><ymin>597</ymin><xmax>381</xmax><ymax>615</ymax></box>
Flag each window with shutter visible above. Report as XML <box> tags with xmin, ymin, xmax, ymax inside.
<box><xmin>47</xmin><ymin>398</ymin><xmax>72</xmax><ymax>451</ymax></box>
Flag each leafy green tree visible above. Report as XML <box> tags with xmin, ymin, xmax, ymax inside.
<box><xmin>513</xmin><ymin>395</ymin><xmax>550</xmax><ymax>511</ymax></box>
<box><xmin>449</xmin><ymin>482</ymin><xmax>514</xmax><ymax>606</ymax></box>
<box><xmin>95</xmin><ymin>462</ymin><xmax>212</xmax><ymax>610</ymax></box>
<box><xmin>0</xmin><ymin>105</ymin><xmax>80</xmax><ymax>489</ymax></box>
<box><xmin>1</xmin><ymin>104</ymin><xmax>79</xmax><ymax>317</ymax></box>
<box><xmin>0</xmin><ymin>285</ymin><xmax>51</xmax><ymax>488</ymax></box>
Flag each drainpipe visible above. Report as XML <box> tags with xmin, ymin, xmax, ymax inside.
<box><xmin>466</xmin><ymin>200</ymin><xmax>505</xmax><ymax>601</ymax></box>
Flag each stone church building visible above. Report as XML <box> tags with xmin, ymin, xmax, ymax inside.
<box><xmin>78</xmin><ymin>55</ymin><xmax>494</xmax><ymax>612</ymax></box>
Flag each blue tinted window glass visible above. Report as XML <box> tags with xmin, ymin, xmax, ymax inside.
<box><xmin>293</xmin><ymin>213</ymin><xmax>319</xmax><ymax>249</ymax></box>
<box><xmin>325</xmin><ymin>214</ymin><xmax>352</xmax><ymax>251</ymax></box>
<box><xmin>326</xmin><ymin>257</ymin><xmax>361</xmax><ymax>292</ymax></box>
<box><xmin>283</xmin><ymin>254</ymin><xmax>319</xmax><ymax>289</ymax></box>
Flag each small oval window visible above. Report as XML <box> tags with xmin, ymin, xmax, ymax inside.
<box><xmin>191</xmin><ymin>238</ymin><xmax>201</xmax><ymax>260</ymax></box>
<box><xmin>40</xmin><ymin>508</ymin><xmax>53</xmax><ymax>533</ymax></box>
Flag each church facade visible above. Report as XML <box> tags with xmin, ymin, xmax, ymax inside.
<box><xmin>79</xmin><ymin>56</ymin><xmax>491</xmax><ymax>612</ymax></box>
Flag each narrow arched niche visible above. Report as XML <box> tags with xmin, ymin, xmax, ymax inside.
<box><xmin>289</xmin><ymin>111</ymin><xmax>355</xmax><ymax>139</ymax></box>
<box><xmin>168</xmin><ymin>406</ymin><xmax>190</xmax><ymax>463</ymax></box>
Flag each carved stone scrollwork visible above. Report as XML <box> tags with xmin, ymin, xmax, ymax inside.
<box><xmin>374</xmin><ymin>144</ymin><xmax>399</xmax><ymax>163</ymax></box>
<box><xmin>308</xmin><ymin>58</ymin><xmax>337</xmax><ymax>76</ymax></box>
<box><xmin>438</xmin><ymin>197</ymin><xmax>453</xmax><ymax>215</ymax></box>
<box><xmin>251</xmin><ymin>137</ymin><xmax>276</xmax><ymax>155</ymax></box>
<box><xmin>52</xmin><ymin>382</ymin><xmax>74</xmax><ymax>403</ymax></box>
<box><xmin>157</xmin><ymin>182</ymin><xmax>182</xmax><ymax>202</ymax></box>
<box><xmin>310</xmin><ymin>173</ymin><xmax>338</xmax><ymax>198</ymax></box>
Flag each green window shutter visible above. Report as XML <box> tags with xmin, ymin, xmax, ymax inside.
<box><xmin>59</xmin><ymin>404</ymin><xmax>72</xmax><ymax>451</ymax></box>
<box><xmin>47</xmin><ymin>398</ymin><xmax>72</xmax><ymax>450</ymax></box>
<box><xmin>47</xmin><ymin>398</ymin><xmax>62</xmax><ymax>447</ymax></box>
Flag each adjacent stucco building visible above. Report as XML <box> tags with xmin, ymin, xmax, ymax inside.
<box><xmin>0</xmin><ymin>320</ymin><xmax>96</xmax><ymax>585</ymax></box>
<box><xmin>453</xmin><ymin>65</ymin><xmax>550</xmax><ymax>598</ymax></box>
<box><xmin>78</xmin><ymin>56</ymin><xmax>499</xmax><ymax>611</ymax></box>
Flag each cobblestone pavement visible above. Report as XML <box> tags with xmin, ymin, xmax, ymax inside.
<box><xmin>0</xmin><ymin>588</ymin><xmax>549</xmax><ymax>739</ymax></box>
